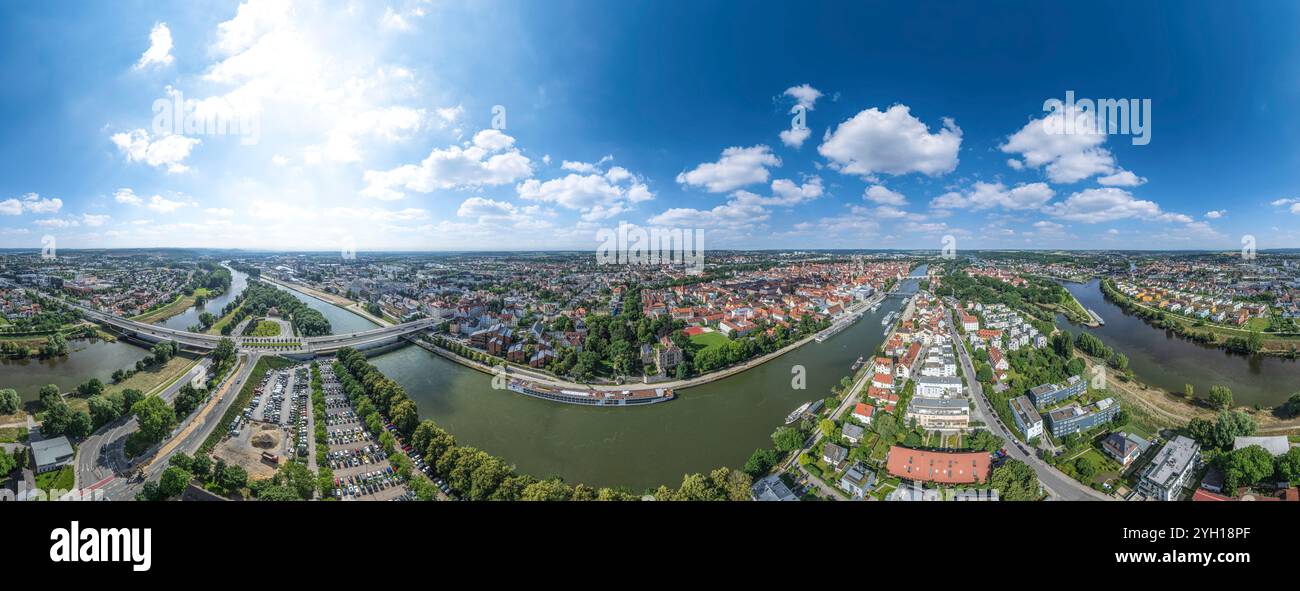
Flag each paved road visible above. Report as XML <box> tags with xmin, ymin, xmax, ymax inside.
<box><xmin>77</xmin><ymin>359</ymin><xmax>212</xmax><ymax>494</ymax></box>
<box><xmin>79</xmin><ymin>354</ymin><xmax>259</xmax><ymax>500</ymax></box>
<box><xmin>947</xmin><ymin>320</ymin><xmax>1113</xmax><ymax>502</ymax></box>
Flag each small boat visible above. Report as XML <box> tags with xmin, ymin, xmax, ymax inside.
<box><xmin>851</xmin><ymin>356</ymin><xmax>864</xmax><ymax>370</ymax></box>
<box><xmin>785</xmin><ymin>401</ymin><xmax>812</xmax><ymax>424</ymax></box>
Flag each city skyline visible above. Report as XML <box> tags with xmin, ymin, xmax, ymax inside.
<box><xmin>2</xmin><ymin>0</ymin><xmax>1299</xmax><ymax>252</ymax></box>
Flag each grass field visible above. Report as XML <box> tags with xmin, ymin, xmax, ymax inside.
<box><xmin>131</xmin><ymin>293</ymin><xmax>195</xmax><ymax>324</ymax></box>
<box><xmin>0</xmin><ymin>426</ymin><xmax>27</xmax><ymax>443</ymax></box>
<box><xmin>689</xmin><ymin>331</ymin><xmax>729</xmax><ymax>353</ymax></box>
<box><xmin>36</xmin><ymin>465</ymin><xmax>75</xmax><ymax>492</ymax></box>
<box><xmin>249</xmin><ymin>320</ymin><xmax>281</xmax><ymax>337</ymax></box>
<box><xmin>111</xmin><ymin>354</ymin><xmax>201</xmax><ymax>397</ymax></box>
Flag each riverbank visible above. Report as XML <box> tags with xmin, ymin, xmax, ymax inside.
<box><xmin>261</xmin><ymin>275</ymin><xmax>393</xmax><ymax>328</ymax></box>
<box><xmin>1077</xmin><ymin>353</ymin><xmax>1300</xmax><ymax>435</ymax></box>
<box><xmin>410</xmin><ymin>293</ymin><xmax>890</xmax><ymax>397</ymax></box>
<box><xmin>131</xmin><ymin>291</ymin><xmax>205</xmax><ymax>325</ymax></box>
<box><xmin>1100</xmin><ymin>277</ymin><xmax>1300</xmax><ymax>357</ymax></box>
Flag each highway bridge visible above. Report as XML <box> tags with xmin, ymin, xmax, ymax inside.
<box><xmin>73</xmin><ymin>302</ymin><xmax>438</xmax><ymax>356</ymax></box>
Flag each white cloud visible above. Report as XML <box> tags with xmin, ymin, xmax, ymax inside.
<box><xmin>135</xmin><ymin>22</ymin><xmax>174</xmax><ymax>69</ymax></box>
<box><xmin>779</xmin><ymin>126</ymin><xmax>812</xmax><ymax>149</ymax></box>
<box><xmin>1001</xmin><ymin>106</ymin><xmax>1116</xmax><ymax>183</ymax></box>
<box><xmin>111</xmin><ymin>129</ymin><xmax>200</xmax><ymax>173</ymax></box>
<box><xmin>361</xmin><ymin>129</ymin><xmax>533</xmax><ymax>199</ymax></box>
<box><xmin>677</xmin><ymin>145</ymin><xmax>781</xmax><ymax>193</ymax></box>
<box><xmin>517</xmin><ymin>166</ymin><xmax>654</xmax><ymax>221</ymax></box>
<box><xmin>765</xmin><ymin>178</ymin><xmax>824</xmax><ymax>206</ymax></box>
<box><xmin>783</xmin><ymin>84</ymin><xmax>823</xmax><ymax>111</ymax></box>
<box><xmin>1097</xmin><ymin>169</ymin><xmax>1147</xmax><ymax>187</ymax></box>
<box><xmin>863</xmin><ymin>185</ymin><xmax>907</xmax><ymax>206</ymax></box>
<box><xmin>81</xmin><ymin>214</ymin><xmax>110</xmax><ymax>227</ymax></box>
<box><xmin>33</xmin><ymin>218</ymin><xmax>79</xmax><ymax>228</ymax></box>
<box><xmin>930</xmin><ymin>182</ymin><xmax>1054</xmax><ymax>211</ymax></box>
<box><xmin>4</xmin><ymin>193</ymin><xmax>64</xmax><ymax>215</ymax></box>
<box><xmin>1204</xmin><ymin>210</ymin><xmax>1225</xmax><ymax>219</ymax></box>
<box><xmin>114</xmin><ymin>188</ymin><xmax>143</xmax><ymax>206</ymax></box>
<box><xmin>146</xmin><ymin>195</ymin><xmax>189</xmax><ymax>213</ymax></box>
<box><xmin>1044</xmin><ymin>187</ymin><xmax>1189</xmax><ymax>223</ymax></box>
<box><xmin>818</xmin><ymin>105</ymin><xmax>961</xmax><ymax>177</ymax></box>
<box><xmin>206</xmin><ymin>208</ymin><xmax>235</xmax><ymax>217</ymax></box>
<box><xmin>1270</xmin><ymin>198</ymin><xmax>1300</xmax><ymax>214</ymax></box>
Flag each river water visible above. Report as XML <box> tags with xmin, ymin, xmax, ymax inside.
<box><xmin>3</xmin><ymin>267</ymin><xmax>254</xmax><ymax>402</ymax></box>
<box><xmin>370</xmin><ymin>271</ymin><xmax>922</xmax><ymax>490</ymax></box>
<box><xmin>157</xmin><ymin>267</ymin><xmax>250</xmax><ymax>331</ymax></box>
<box><xmin>1058</xmin><ymin>279</ymin><xmax>1300</xmax><ymax>408</ymax></box>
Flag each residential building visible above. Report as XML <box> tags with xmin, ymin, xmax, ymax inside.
<box><xmin>839</xmin><ymin>462</ymin><xmax>876</xmax><ymax>499</ymax></box>
<box><xmin>886</xmin><ymin>446</ymin><xmax>990</xmax><ymax>485</ymax></box>
<box><xmin>822</xmin><ymin>442</ymin><xmax>848</xmax><ymax>467</ymax></box>
<box><xmin>915</xmin><ymin>375</ymin><xmax>963</xmax><ymax>398</ymax></box>
<box><xmin>851</xmin><ymin>402</ymin><xmax>875</xmax><ymax>424</ymax></box>
<box><xmin>1137</xmin><ymin>435</ymin><xmax>1201</xmax><ymax>501</ymax></box>
<box><xmin>1044</xmin><ymin>397</ymin><xmax>1119</xmax><ymax>438</ymax></box>
<box><xmin>905</xmin><ymin>397</ymin><xmax>970</xmax><ymax>431</ymax></box>
<box><xmin>1102</xmin><ymin>432</ymin><xmax>1147</xmax><ymax>467</ymax></box>
<box><xmin>751</xmin><ymin>475</ymin><xmax>799</xmax><ymax>502</ymax></box>
<box><xmin>1007</xmin><ymin>395</ymin><xmax>1043</xmax><ymax>440</ymax></box>
<box><xmin>841</xmin><ymin>422</ymin><xmax>865</xmax><ymax>445</ymax></box>
<box><xmin>1028</xmin><ymin>375</ymin><xmax>1087</xmax><ymax>408</ymax></box>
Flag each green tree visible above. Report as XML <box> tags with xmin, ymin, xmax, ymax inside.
<box><xmin>131</xmin><ymin>395</ymin><xmax>177</xmax><ymax>446</ymax></box>
<box><xmin>989</xmin><ymin>459</ymin><xmax>1038</xmax><ymax>501</ymax></box>
<box><xmin>1208</xmin><ymin>385</ymin><xmax>1233</xmax><ymax>411</ymax></box>
<box><xmin>0</xmin><ymin>388</ymin><xmax>19</xmax><ymax>415</ymax></box>
<box><xmin>1222</xmin><ymin>445</ymin><xmax>1275</xmax><ymax>490</ymax></box>
<box><xmin>771</xmin><ymin>426</ymin><xmax>805</xmax><ymax>453</ymax></box>
<box><xmin>743</xmin><ymin>448</ymin><xmax>778</xmax><ymax>478</ymax></box>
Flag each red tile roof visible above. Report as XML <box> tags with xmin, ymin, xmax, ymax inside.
<box><xmin>886</xmin><ymin>446</ymin><xmax>990</xmax><ymax>484</ymax></box>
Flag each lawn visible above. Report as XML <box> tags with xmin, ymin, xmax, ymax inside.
<box><xmin>0</xmin><ymin>426</ymin><xmax>28</xmax><ymax>443</ymax></box>
<box><xmin>36</xmin><ymin>465</ymin><xmax>75</xmax><ymax>493</ymax></box>
<box><xmin>131</xmin><ymin>293</ymin><xmax>195</xmax><ymax>324</ymax></box>
<box><xmin>249</xmin><ymin>320</ymin><xmax>282</xmax><ymax>337</ymax></box>
<box><xmin>689</xmin><ymin>331</ymin><xmax>729</xmax><ymax>353</ymax></box>
<box><xmin>107</xmin><ymin>353</ymin><xmax>201</xmax><ymax>398</ymax></box>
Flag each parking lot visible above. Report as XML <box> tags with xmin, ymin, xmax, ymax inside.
<box><xmin>321</xmin><ymin>364</ymin><xmax>412</xmax><ymax>501</ymax></box>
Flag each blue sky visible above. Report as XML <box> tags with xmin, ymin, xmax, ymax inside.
<box><xmin>1</xmin><ymin>0</ymin><xmax>1298</xmax><ymax>251</ymax></box>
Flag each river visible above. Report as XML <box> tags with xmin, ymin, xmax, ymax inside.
<box><xmin>1058</xmin><ymin>278</ymin><xmax>1300</xmax><ymax>408</ymax></box>
<box><xmin>369</xmin><ymin>270</ymin><xmax>922</xmax><ymax>490</ymax></box>
<box><xmin>157</xmin><ymin>266</ymin><xmax>250</xmax><ymax>331</ymax></box>
<box><xmin>4</xmin><ymin>267</ymin><xmax>254</xmax><ymax>403</ymax></box>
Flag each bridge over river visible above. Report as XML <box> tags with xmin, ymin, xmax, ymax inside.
<box><xmin>72</xmin><ymin>302</ymin><xmax>437</xmax><ymax>357</ymax></box>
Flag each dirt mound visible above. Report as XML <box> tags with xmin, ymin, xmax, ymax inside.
<box><xmin>251</xmin><ymin>432</ymin><xmax>279</xmax><ymax>449</ymax></box>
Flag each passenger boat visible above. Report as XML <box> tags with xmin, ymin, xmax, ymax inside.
<box><xmin>506</xmin><ymin>379</ymin><xmax>673</xmax><ymax>406</ymax></box>
<box><xmin>785</xmin><ymin>401</ymin><xmax>812</xmax><ymax>424</ymax></box>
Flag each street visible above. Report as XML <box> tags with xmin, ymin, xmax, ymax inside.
<box><xmin>947</xmin><ymin>320</ymin><xmax>1113</xmax><ymax>501</ymax></box>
